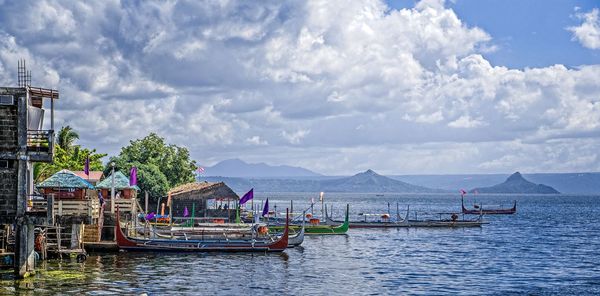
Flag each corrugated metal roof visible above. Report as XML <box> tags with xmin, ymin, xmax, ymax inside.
<box><xmin>37</xmin><ymin>169</ymin><xmax>95</xmax><ymax>189</ymax></box>
<box><xmin>72</xmin><ymin>171</ymin><xmax>103</xmax><ymax>182</ymax></box>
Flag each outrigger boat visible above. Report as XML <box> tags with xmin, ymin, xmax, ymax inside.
<box><xmin>146</xmin><ymin>221</ymin><xmax>305</xmax><ymax>247</ymax></box>
<box><xmin>326</xmin><ymin>205</ymin><xmax>486</xmax><ymax>228</ymax></box>
<box><xmin>270</xmin><ymin>204</ymin><xmax>349</xmax><ymax>235</ymax></box>
<box><xmin>116</xmin><ymin>208</ymin><xmax>290</xmax><ymax>252</ymax></box>
<box><xmin>286</xmin><ymin>215</ymin><xmax>305</xmax><ymax>247</ymax></box>
<box><xmin>461</xmin><ymin>197</ymin><xmax>516</xmax><ymax>215</ymax></box>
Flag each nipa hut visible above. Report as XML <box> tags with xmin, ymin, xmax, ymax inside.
<box><xmin>37</xmin><ymin>169</ymin><xmax>95</xmax><ymax>199</ymax></box>
<box><xmin>168</xmin><ymin>181</ymin><xmax>238</xmax><ymax>218</ymax></box>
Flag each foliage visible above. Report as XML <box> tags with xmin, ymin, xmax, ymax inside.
<box><xmin>34</xmin><ymin>126</ymin><xmax>106</xmax><ymax>182</ymax></box>
<box><xmin>56</xmin><ymin>125</ymin><xmax>79</xmax><ymax>151</ymax></box>
<box><xmin>105</xmin><ymin>133</ymin><xmax>197</xmax><ymax>199</ymax></box>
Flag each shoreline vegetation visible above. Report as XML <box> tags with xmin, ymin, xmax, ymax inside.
<box><xmin>36</xmin><ymin>127</ymin><xmax>198</xmax><ymax>205</ymax></box>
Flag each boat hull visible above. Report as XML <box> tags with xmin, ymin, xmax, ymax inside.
<box><xmin>326</xmin><ymin>217</ymin><xmax>485</xmax><ymax>228</ymax></box>
<box><xmin>271</xmin><ymin>204</ymin><xmax>349</xmax><ymax>235</ymax></box>
<box><xmin>116</xmin><ymin>209</ymin><xmax>289</xmax><ymax>252</ymax></box>
<box><xmin>287</xmin><ymin>228</ymin><xmax>304</xmax><ymax>247</ymax></box>
<box><xmin>325</xmin><ymin>205</ymin><xmax>485</xmax><ymax>228</ymax></box>
<box><xmin>462</xmin><ymin>198</ymin><xmax>517</xmax><ymax>215</ymax></box>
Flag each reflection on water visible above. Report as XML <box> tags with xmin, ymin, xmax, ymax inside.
<box><xmin>2</xmin><ymin>193</ymin><xmax>600</xmax><ymax>295</ymax></box>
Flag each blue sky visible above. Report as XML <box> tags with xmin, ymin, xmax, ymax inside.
<box><xmin>388</xmin><ymin>0</ymin><xmax>600</xmax><ymax>68</ymax></box>
<box><xmin>451</xmin><ymin>0</ymin><xmax>600</xmax><ymax>68</ymax></box>
<box><xmin>387</xmin><ymin>0</ymin><xmax>600</xmax><ymax>69</ymax></box>
<box><xmin>0</xmin><ymin>0</ymin><xmax>599</xmax><ymax>175</ymax></box>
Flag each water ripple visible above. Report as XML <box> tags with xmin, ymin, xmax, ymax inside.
<box><xmin>2</xmin><ymin>194</ymin><xmax>600</xmax><ymax>295</ymax></box>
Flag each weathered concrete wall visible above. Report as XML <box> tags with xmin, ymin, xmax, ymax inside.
<box><xmin>0</xmin><ymin>104</ymin><xmax>18</xmax><ymax>151</ymax></box>
<box><xmin>0</xmin><ymin>91</ymin><xmax>19</xmax><ymax>224</ymax></box>
<box><xmin>0</xmin><ymin>166</ymin><xmax>18</xmax><ymax>223</ymax></box>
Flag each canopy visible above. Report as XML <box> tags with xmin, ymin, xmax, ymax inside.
<box><xmin>96</xmin><ymin>171</ymin><xmax>140</xmax><ymax>191</ymax></box>
<box><xmin>37</xmin><ymin>169</ymin><xmax>95</xmax><ymax>189</ymax></box>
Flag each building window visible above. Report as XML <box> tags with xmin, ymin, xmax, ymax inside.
<box><xmin>0</xmin><ymin>95</ymin><xmax>14</xmax><ymax>105</ymax></box>
<box><xmin>0</xmin><ymin>160</ymin><xmax>14</xmax><ymax>169</ymax></box>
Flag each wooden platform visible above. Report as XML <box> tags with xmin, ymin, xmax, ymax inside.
<box><xmin>84</xmin><ymin>241</ymin><xmax>119</xmax><ymax>252</ymax></box>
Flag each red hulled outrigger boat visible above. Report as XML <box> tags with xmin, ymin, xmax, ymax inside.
<box><xmin>461</xmin><ymin>197</ymin><xmax>517</xmax><ymax>215</ymax></box>
<box><xmin>116</xmin><ymin>208</ymin><xmax>289</xmax><ymax>252</ymax></box>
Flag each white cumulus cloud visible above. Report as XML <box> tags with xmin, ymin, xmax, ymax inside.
<box><xmin>568</xmin><ymin>8</ymin><xmax>600</xmax><ymax>49</ymax></box>
<box><xmin>0</xmin><ymin>0</ymin><xmax>599</xmax><ymax>174</ymax></box>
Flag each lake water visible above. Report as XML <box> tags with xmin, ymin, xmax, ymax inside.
<box><xmin>2</xmin><ymin>193</ymin><xmax>600</xmax><ymax>295</ymax></box>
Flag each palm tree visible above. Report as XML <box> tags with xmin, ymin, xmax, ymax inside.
<box><xmin>57</xmin><ymin>125</ymin><xmax>79</xmax><ymax>151</ymax></box>
<box><xmin>34</xmin><ymin>126</ymin><xmax>107</xmax><ymax>182</ymax></box>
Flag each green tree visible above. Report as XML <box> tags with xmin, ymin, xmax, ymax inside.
<box><xmin>34</xmin><ymin>126</ymin><xmax>107</xmax><ymax>182</ymax></box>
<box><xmin>57</xmin><ymin>125</ymin><xmax>79</xmax><ymax>151</ymax></box>
<box><xmin>106</xmin><ymin>133</ymin><xmax>197</xmax><ymax>199</ymax></box>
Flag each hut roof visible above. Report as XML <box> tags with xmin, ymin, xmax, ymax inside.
<box><xmin>96</xmin><ymin>171</ymin><xmax>140</xmax><ymax>190</ymax></box>
<box><xmin>72</xmin><ymin>171</ymin><xmax>104</xmax><ymax>183</ymax></box>
<box><xmin>168</xmin><ymin>181</ymin><xmax>239</xmax><ymax>200</ymax></box>
<box><xmin>37</xmin><ymin>169</ymin><xmax>95</xmax><ymax>189</ymax></box>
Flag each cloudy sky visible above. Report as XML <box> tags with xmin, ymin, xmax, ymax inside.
<box><xmin>1</xmin><ymin>0</ymin><xmax>599</xmax><ymax>175</ymax></box>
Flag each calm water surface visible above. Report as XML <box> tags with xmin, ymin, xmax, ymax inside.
<box><xmin>2</xmin><ymin>193</ymin><xmax>600</xmax><ymax>295</ymax></box>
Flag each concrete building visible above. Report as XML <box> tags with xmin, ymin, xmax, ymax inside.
<box><xmin>0</xmin><ymin>61</ymin><xmax>58</xmax><ymax>277</ymax></box>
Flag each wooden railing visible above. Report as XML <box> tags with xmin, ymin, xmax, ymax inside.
<box><xmin>55</xmin><ymin>199</ymin><xmax>99</xmax><ymax>217</ymax></box>
<box><xmin>105</xmin><ymin>198</ymin><xmax>137</xmax><ymax>215</ymax></box>
<box><xmin>27</xmin><ymin>130</ymin><xmax>53</xmax><ymax>153</ymax></box>
<box><xmin>27</xmin><ymin>195</ymin><xmax>99</xmax><ymax>218</ymax></box>
<box><xmin>29</xmin><ymin>198</ymin><xmax>48</xmax><ymax>213</ymax></box>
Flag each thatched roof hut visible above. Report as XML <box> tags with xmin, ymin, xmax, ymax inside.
<box><xmin>168</xmin><ymin>181</ymin><xmax>238</xmax><ymax>200</ymax></box>
<box><xmin>167</xmin><ymin>181</ymin><xmax>239</xmax><ymax>217</ymax></box>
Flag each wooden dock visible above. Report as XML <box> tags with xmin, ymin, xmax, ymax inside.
<box><xmin>84</xmin><ymin>241</ymin><xmax>119</xmax><ymax>252</ymax></box>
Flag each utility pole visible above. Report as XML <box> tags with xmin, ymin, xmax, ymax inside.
<box><xmin>110</xmin><ymin>162</ymin><xmax>115</xmax><ymax>213</ymax></box>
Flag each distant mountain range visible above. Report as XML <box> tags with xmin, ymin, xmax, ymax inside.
<box><xmin>203</xmin><ymin>159</ymin><xmax>322</xmax><ymax>177</ymax></box>
<box><xmin>319</xmin><ymin>169</ymin><xmax>442</xmax><ymax>193</ymax></box>
<box><xmin>200</xmin><ymin>169</ymin><xmax>444</xmax><ymax>193</ymax></box>
<box><xmin>394</xmin><ymin>172</ymin><xmax>600</xmax><ymax>194</ymax></box>
<box><xmin>199</xmin><ymin>159</ymin><xmax>600</xmax><ymax>194</ymax></box>
<box><xmin>470</xmin><ymin>172</ymin><xmax>559</xmax><ymax>194</ymax></box>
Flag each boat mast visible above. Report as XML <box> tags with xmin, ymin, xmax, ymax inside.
<box><xmin>320</xmin><ymin>192</ymin><xmax>324</xmax><ymax>221</ymax></box>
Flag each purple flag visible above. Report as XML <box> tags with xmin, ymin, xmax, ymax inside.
<box><xmin>130</xmin><ymin>167</ymin><xmax>137</xmax><ymax>186</ymax></box>
<box><xmin>84</xmin><ymin>156</ymin><xmax>90</xmax><ymax>176</ymax></box>
<box><xmin>239</xmin><ymin>188</ymin><xmax>253</xmax><ymax>205</ymax></box>
<box><xmin>145</xmin><ymin>212</ymin><xmax>155</xmax><ymax>220</ymax></box>
<box><xmin>262</xmin><ymin>198</ymin><xmax>269</xmax><ymax>217</ymax></box>
<box><xmin>183</xmin><ymin>206</ymin><xmax>189</xmax><ymax>217</ymax></box>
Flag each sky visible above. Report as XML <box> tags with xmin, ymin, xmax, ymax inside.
<box><xmin>0</xmin><ymin>0</ymin><xmax>599</xmax><ymax>175</ymax></box>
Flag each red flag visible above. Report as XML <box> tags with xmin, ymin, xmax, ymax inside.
<box><xmin>460</xmin><ymin>189</ymin><xmax>467</xmax><ymax>197</ymax></box>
